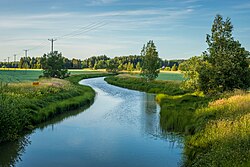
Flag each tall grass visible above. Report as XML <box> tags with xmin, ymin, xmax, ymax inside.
<box><xmin>185</xmin><ymin>93</ymin><xmax>250</xmax><ymax>167</ymax></box>
<box><xmin>0</xmin><ymin>73</ymin><xmax>110</xmax><ymax>143</ymax></box>
<box><xmin>156</xmin><ymin>94</ymin><xmax>210</xmax><ymax>134</ymax></box>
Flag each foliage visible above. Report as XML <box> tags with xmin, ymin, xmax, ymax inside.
<box><xmin>0</xmin><ymin>82</ymin><xmax>30</xmax><ymax>143</ymax></box>
<box><xmin>164</xmin><ymin>67</ymin><xmax>171</xmax><ymax>71</ymax></box>
<box><xmin>171</xmin><ymin>64</ymin><xmax>178</xmax><ymax>71</ymax></box>
<box><xmin>1</xmin><ymin>54</ymin><xmax>185</xmax><ymax>73</ymax></box>
<box><xmin>106</xmin><ymin>59</ymin><xmax>119</xmax><ymax>73</ymax></box>
<box><xmin>181</xmin><ymin>56</ymin><xmax>205</xmax><ymax>91</ymax></box>
<box><xmin>41</xmin><ymin>51</ymin><xmax>69</xmax><ymax>79</ymax></box>
<box><xmin>140</xmin><ymin>40</ymin><xmax>160</xmax><ymax>80</ymax></box>
<box><xmin>200</xmin><ymin>14</ymin><xmax>250</xmax><ymax>93</ymax></box>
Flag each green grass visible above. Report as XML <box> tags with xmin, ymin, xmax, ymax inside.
<box><xmin>0</xmin><ymin>70</ymin><xmax>42</xmax><ymax>82</ymax></box>
<box><xmin>105</xmin><ymin>75</ymin><xmax>188</xmax><ymax>95</ymax></box>
<box><xmin>0</xmin><ymin>69</ymin><xmax>108</xmax><ymax>83</ymax></box>
<box><xmin>132</xmin><ymin>71</ymin><xmax>184</xmax><ymax>81</ymax></box>
<box><xmin>0</xmin><ymin>73</ymin><xmax>110</xmax><ymax>143</ymax></box>
<box><xmin>156</xmin><ymin>72</ymin><xmax>184</xmax><ymax>81</ymax></box>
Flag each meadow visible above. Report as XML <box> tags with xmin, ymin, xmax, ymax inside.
<box><xmin>0</xmin><ymin>69</ymin><xmax>183</xmax><ymax>83</ymax></box>
<box><xmin>0</xmin><ymin>69</ymin><xmax>108</xmax><ymax>83</ymax></box>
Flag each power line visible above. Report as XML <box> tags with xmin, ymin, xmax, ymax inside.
<box><xmin>5</xmin><ymin>21</ymin><xmax>108</xmax><ymax>57</ymax></box>
<box><xmin>56</xmin><ymin>21</ymin><xmax>107</xmax><ymax>39</ymax></box>
<box><xmin>64</xmin><ymin>23</ymin><xmax>108</xmax><ymax>39</ymax></box>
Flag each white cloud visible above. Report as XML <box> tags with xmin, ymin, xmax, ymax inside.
<box><xmin>233</xmin><ymin>2</ymin><xmax>250</xmax><ymax>9</ymax></box>
<box><xmin>0</xmin><ymin>6</ymin><xmax>196</xmax><ymax>60</ymax></box>
<box><xmin>87</xmin><ymin>0</ymin><xmax>119</xmax><ymax>6</ymax></box>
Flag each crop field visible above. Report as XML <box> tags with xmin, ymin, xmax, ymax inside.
<box><xmin>0</xmin><ymin>69</ymin><xmax>184</xmax><ymax>83</ymax></box>
<box><xmin>0</xmin><ymin>70</ymin><xmax>42</xmax><ymax>82</ymax></box>
<box><xmin>0</xmin><ymin>69</ymin><xmax>107</xmax><ymax>83</ymax></box>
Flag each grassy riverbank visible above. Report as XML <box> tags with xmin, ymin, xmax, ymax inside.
<box><xmin>0</xmin><ymin>73</ymin><xmax>111</xmax><ymax>143</ymax></box>
<box><xmin>105</xmin><ymin>75</ymin><xmax>250</xmax><ymax>167</ymax></box>
<box><xmin>104</xmin><ymin>75</ymin><xmax>187</xmax><ymax>95</ymax></box>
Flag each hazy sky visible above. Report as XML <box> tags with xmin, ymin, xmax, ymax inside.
<box><xmin>0</xmin><ymin>0</ymin><xmax>250</xmax><ymax>61</ymax></box>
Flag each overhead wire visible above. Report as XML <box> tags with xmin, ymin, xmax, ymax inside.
<box><xmin>1</xmin><ymin>20</ymin><xmax>108</xmax><ymax>61</ymax></box>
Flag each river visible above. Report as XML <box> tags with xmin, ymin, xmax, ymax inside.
<box><xmin>0</xmin><ymin>77</ymin><xmax>183</xmax><ymax>167</ymax></box>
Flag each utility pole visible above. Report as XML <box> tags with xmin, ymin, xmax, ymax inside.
<box><xmin>7</xmin><ymin>57</ymin><xmax>10</xmax><ymax>70</ymax></box>
<box><xmin>48</xmin><ymin>38</ymin><xmax>57</xmax><ymax>53</ymax></box>
<box><xmin>3</xmin><ymin>59</ymin><xmax>6</xmax><ymax>70</ymax></box>
<box><xmin>14</xmin><ymin>54</ymin><xmax>17</xmax><ymax>70</ymax></box>
<box><xmin>24</xmin><ymin>49</ymin><xmax>28</xmax><ymax>72</ymax></box>
<box><xmin>24</xmin><ymin>49</ymin><xmax>28</xmax><ymax>58</ymax></box>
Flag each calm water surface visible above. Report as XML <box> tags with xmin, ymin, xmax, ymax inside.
<box><xmin>0</xmin><ymin>77</ymin><xmax>183</xmax><ymax>167</ymax></box>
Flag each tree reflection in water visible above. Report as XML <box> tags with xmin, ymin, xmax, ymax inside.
<box><xmin>0</xmin><ymin>136</ymin><xmax>31</xmax><ymax>167</ymax></box>
<box><xmin>142</xmin><ymin>93</ymin><xmax>183</xmax><ymax>147</ymax></box>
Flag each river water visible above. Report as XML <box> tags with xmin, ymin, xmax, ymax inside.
<box><xmin>0</xmin><ymin>77</ymin><xmax>183</xmax><ymax>167</ymax></box>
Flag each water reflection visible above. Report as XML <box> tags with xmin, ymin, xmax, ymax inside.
<box><xmin>141</xmin><ymin>93</ymin><xmax>183</xmax><ymax>147</ymax></box>
<box><xmin>0</xmin><ymin>137</ymin><xmax>31</xmax><ymax>167</ymax></box>
<box><xmin>141</xmin><ymin>93</ymin><xmax>160</xmax><ymax>136</ymax></box>
<box><xmin>38</xmin><ymin>104</ymin><xmax>93</xmax><ymax>131</ymax></box>
<box><xmin>0</xmin><ymin>100</ymin><xmax>93</xmax><ymax>167</ymax></box>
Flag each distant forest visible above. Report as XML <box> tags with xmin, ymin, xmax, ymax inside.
<box><xmin>0</xmin><ymin>55</ymin><xmax>185</xmax><ymax>71</ymax></box>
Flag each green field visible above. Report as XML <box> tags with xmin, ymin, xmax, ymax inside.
<box><xmin>0</xmin><ymin>69</ymin><xmax>107</xmax><ymax>83</ymax></box>
<box><xmin>156</xmin><ymin>72</ymin><xmax>184</xmax><ymax>81</ymax></box>
<box><xmin>134</xmin><ymin>72</ymin><xmax>184</xmax><ymax>81</ymax></box>
<box><xmin>0</xmin><ymin>70</ymin><xmax>42</xmax><ymax>82</ymax></box>
<box><xmin>0</xmin><ymin>70</ymin><xmax>184</xmax><ymax>83</ymax></box>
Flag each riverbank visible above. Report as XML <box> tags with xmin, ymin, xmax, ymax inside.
<box><xmin>104</xmin><ymin>75</ymin><xmax>187</xmax><ymax>95</ymax></box>
<box><xmin>0</xmin><ymin>73</ymin><xmax>112</xmax><ymax>144</ymax></box>
<box><xmin>105</xmin><ymin>75</ymin><xmax>250</xmax><ymax>166</ymax></box>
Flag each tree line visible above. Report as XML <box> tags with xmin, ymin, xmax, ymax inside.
<box><xmin>0</xmin><ymin>57</ymin><xmax>82</xmax><ymax>69</ymax></box>
<box><xmin>0</xmin><ymin>54</ymin><xmax>184</xmax><ymax>71</ymax></box>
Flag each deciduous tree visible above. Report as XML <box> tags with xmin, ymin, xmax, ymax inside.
<box><xmin>140</xmin><ymin>40</ymin><xmax>160</xmax><ymax>81</ymax></box>
<box><xmin>201</xmin><ymin>14</ymin><xmax>250</xmax><ymax>93</ymax></box>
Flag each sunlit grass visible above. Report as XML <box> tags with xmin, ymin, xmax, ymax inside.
<box><xmin>185</xmin><ymin>93</ymin><xmax>250</xmax><ymax>167</ymax></box>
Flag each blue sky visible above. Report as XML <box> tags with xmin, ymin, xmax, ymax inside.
<box><xmin>0</xmin><ymin>0</ymin><xmax>250</xmax><ymax>61</ymax></box>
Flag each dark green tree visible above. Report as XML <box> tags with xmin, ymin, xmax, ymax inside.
<box><xmin>200</xmin><ymin>14</ymin><xmax>250</xmax><ymax>93</ymax></box>
<box><xmin>41</xmin><ymin>51</ymin><xmax>69</xmax><ymax>79</ymax></box>
<box><xmin>106</xmin><ymin>59</ymin><xmax>119</xmax><ymax>73</ymax></box>
<box><xmin>140</xmin><ymin>40</ymin><xmax>160</xmax><ymax>81</ymax></box>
